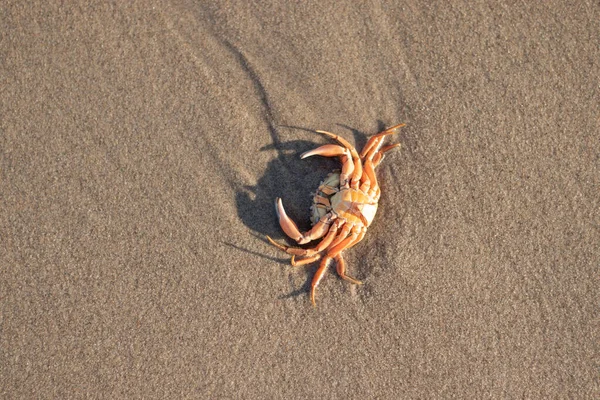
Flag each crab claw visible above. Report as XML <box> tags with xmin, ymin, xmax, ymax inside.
<box><xmin>300</xmin><ymin>144</ymin><xmax>348</xmax><ymax>159</ymax></box>
<box><xmin>275</xmin><ymin>198</ymin><xmax>303</xmax><ymax>242</ymax></box>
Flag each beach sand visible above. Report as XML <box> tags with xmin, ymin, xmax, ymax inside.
<box><xmin>2</xmin><ymin>2</ymin><xmax>598</xmax><ymax>398</ymax></box>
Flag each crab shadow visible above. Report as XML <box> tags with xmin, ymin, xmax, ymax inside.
<box><xmin>236</xmin><ymin>124</ymin><xmax>388</xmax><ymax>239</ymax></box>
<box><xmin>236</xmin><ymin>128</ymin><xmax>335</xmax><ymax>241</ymax></box>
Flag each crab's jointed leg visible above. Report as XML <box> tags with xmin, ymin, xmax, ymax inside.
<box><xmin>275</xmin><ymin>198</ymin><xmax>335</xmax><ymax>244</ymax></box>
<box><xmin>315</xmin><ymin>130</ymin><xmax>363</xmax><ymax>189</ymax></box>
<box><xmin>327</xmin><ymin>222</ymin><xmax>353</xmax><ymax>249</ymax></box>
<box><xmin>302</xmin><ymin>143</ymin><xmax>355</xmax><ymax>188</ymax></box>
<box><xmin>309</xmin><ymin>225</ymin><xmax>366</xmax><ymax>306</ymax></box>
<box><xmin>359</xmin><ymin>123</ymin><xmax>405</xmax><ymax>159</ymax></box>
<box><xmin>359</xmin><ymin>157</ymin><xmax>376</xmax><ymax>193</ymax></box>
<box><xmin>334</xmin><ymin>254</ymin><xmax>362</xmax><ymax>285</ymax></box>
<box><xmin>360</xmin><ymin>125</ymin><xmax>403</xmax><ymax>197</ymax></box>
<box><xmin>310</xmin><ymin>257</ymin><xmax>330</xmax><ymax>307</ymax></box>
<box><xmin>266</xmin><ymin>220</ymin><xmax>342</xmax><ymax>263</ymax></box>
<box><xmin>290</xmin><ymin>254</ymin><xmax>321</xmax><ymax>266</ymax></box>
<box><xmin>327</xmin><ymin>225</ymin><xmax>365</xmax><ymax>256</ymax></box>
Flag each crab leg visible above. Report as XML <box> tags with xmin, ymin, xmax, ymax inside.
<box><xmin>379</xmin><ymin>142</ymin><xmax>402</xmax><ymax>154</ymax></box>
<box><xmin>328</xmin><ymin>226</ymin><xmax>366</xmax><ymax>256</ymax></box>
<box><xmin>327</xmin><ymin>222</ymin><xmax>353</xmax><ymax>249</ymax></box>
<box><xmin>361</xmin><ymin>133</ymin><xmax>402</xmax><ymax>196</ymax></box>
<box><xmin>359</xmin><ymin>157</ymin><xmax>376</xmax><ymax>193</ymax></box>
<box><xmin>291</xmin><ymin>220</ymin><xmax>341</xmax><ymax>265</ymax></box>
<box><xmin>315</xmin><ymin>130</ymin><xmax>363</xmax><ymax>190</ymax></box>
<box><xmin>300</xmin><ymin>144</ymin><xmax>346</xmax><ymax>159</ymax></box>
<box><xmin>274</xmin><ymin>198</ymin><xmax>336</xmax><ymax>244</ymax></box>
<box><xmin>368</xmin><ymin>143</ymin><xmax>401</xmax><ymax>169</ymax></box>
<box><xmin>310</xmin><ymin>257</ymin><xmax>331</xmax><ymax>306</ymax></box>
<box><xmin>291</xmin><ymin>254</ymin><xmax>322</xmax><ymax>266</ymax></box>
<box><xmin>302</xmin><ymin>144</ymin><xmax>354</xmax><ymax>188</ymax></box>
<box><xmin>361</xmin><ymin>149</ymin><xmax>380</xmax><ymax>194</ymax></box>
<box><xmin>266</xmin><ymin>236</ymin><xmax>311</xmax><ymax>256</ymax></box>
<box><xmin>367</xmin><ymin>145</ymin><xmax>402</xmax><ymax>197</ymax></box>
<box><xmin>359</xmin><ymin>123</ymin><xmax>405</xmax><ymax>159</ymax></box>
<box><xmin>310</xmin><ymin>226</ymin><xmax>366</xmax><ymax>306</ymax></box>
<box><xmin>308</xmin><ymin>225</ymin><xmax>353</xmax><ymax>305</ymax></box>
<box><xmin>334</xmin><ymin>254</ymin><xmax>362</xmax><ymax>285</ymax></box>
<box><xmin>302</xmin><ymin>213</ymin><xmax>335</xmax><ymax>243</ymax></box>
<box><xmin>266</xmin><ymin>220</ymin><xmax>342</xmax><ymax>260</ymax></box>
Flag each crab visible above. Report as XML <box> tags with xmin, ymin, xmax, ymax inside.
<box><xmin>267</xmin><ymin>123</ymin><xmax>405</xmax><ymax>306</ymax></box>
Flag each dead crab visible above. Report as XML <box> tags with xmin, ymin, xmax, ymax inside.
<box><xmin>267</xmin><ymin>123</ymin><xmax>405</xmax><ymax>306</ymax></box>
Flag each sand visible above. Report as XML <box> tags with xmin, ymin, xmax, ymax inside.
<box><xmin>1</xmin><ymin>1</ymin><xmax>598</xmax><ymax>398</ymax></box>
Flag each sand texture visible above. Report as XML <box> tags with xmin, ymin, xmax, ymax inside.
<box><xmin>2</xmin><ymin>1</ymin><xmax>599</xmax><ymax>398</ymax></box>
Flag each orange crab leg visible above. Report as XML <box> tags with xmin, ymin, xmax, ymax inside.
<box><xmin>372</xmin><ymin>151</ymin><xmax>383</xmax><ymax>168</ymax></box>
<box><xmin>300</xmin><ymin>144</ymin><xmax>347</xmax><ymax>159</ymax></box>
<box><xmin>368</xmin><ymin>143</ymin><xmax>401</xmax><ymax>172</ymax></box>
<box><xmin>267</xmin><ymin>219</ymin><xmax>342</xmax><ymax>261</ymax></box>
<box><xmin>362</xmin><ymin>148</ymin><xmax>381</xmax><ymax>195</ymax></box>
<box><xmin>266</xmin><ymin>235</ymin><xmax>308</xmax><ymax>255</ymax></box>
<box><xmin>359</xmin><ymin>123</ymin><xmax>405</xmax><ymax>159</ymax></box>
<box><xmin>366</xmin><ymin>144</ymin><xmax>402</xmax><ymax>197</ymax></box>
<box><xmin>339</xmin><ymin>154</ymin><xmax>354</xmax><ymax>188</ymax></box>
<box><xmin>274</xmin><ymin>198</ymin><xmax>303</xmax><ymax>242</ymax></box>
<box><xmin>313</xmin><ymin>220</ymin><xmax>342</xmax><ymax>251</ymax></box>
<box><xmin>334</xmin><ymin>254</ymin><xmax>362</xmax><ymax>285</ymax></box>
<box><xmin>361</xmin><ymin>143</ymin><xmax>397</xmax><ymax>193</ymax></box>
<box><xmin>292</xmin><ymin>254</ymin><xmax>322</xmax><ymax>266</ymax></box>
<box><xmin>359</xmin><ymin>158</ymin><xmax>377</xmax><ymax>193</ymax></box>
<box><xmin>303</xmin><ymin>214</ymin><xmax>336</xmax><ymax>243</ymax></box>
<box><xmin>350</xmin><ymin>158</ymin><xmax>363</xmax><ymax>190</ymax></box>
<box><xmin>362</xmin><ymin>136</ymin><xmax>402</xmax><ymax>197</ymax></box>
<box><xmin>365</xmin><ymin>143</ymin><xmax>401</xmax><ymax>165</ymax></box>
<box><xmin>308</xmin><ymin>225</ymin><xmax>352</xmax><ymax>306</ymax></box>
<box><xmin>302</xmin><ymin>144</ymin><xmax>354</xmax><ymax>188</ymax></box>
<box><xmin>327</xmin><ymin>226</ymin><xmax>364</xmax><ymax>256</ymax></box>
<box><xmin>310</xmin><ymin>226</ymin><xmax>366</xmax><ymax>306</ymax></box>
<box><xmin>379</xmin><ymin>143</ymin><xmax>402</xmax><ymax>154</ymax></box>
<box><xmin>275</xmin><ymin>198</ymin><xmax>335</xmax><ymax>244</ymax></box>
<box><xmin>363</xmin><ymin>153</ymin><xmax>383</xmax><ymax>197</ymax></box>
<box><xmin>315</xmin><ymin>130</ymin><xmax>363</xmax><ymax>189</ymax></box>
<box><xmin>327</xmin><ymin>222</ymin><xmax>352</xmax><ymax>249</ymax></box>
<box><xmin>310</xmin><ymin>257</ymin><xmax>330</xmax><ymax>306</ymax></box>
<box><xmin>360</xmin><ymin>137</ymin><xmax>384</xmax><ymax>160</ymax></box>
<box><xmin>315</xmin><ymin>130</ymin><xmax>357</xmax><ymax>154</ymax></box>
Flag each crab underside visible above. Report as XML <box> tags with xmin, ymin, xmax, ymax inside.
<box><xmin>267</xmin><ymin>123</ymin><xmax>405</xmax><ymax>306</ymax></box>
